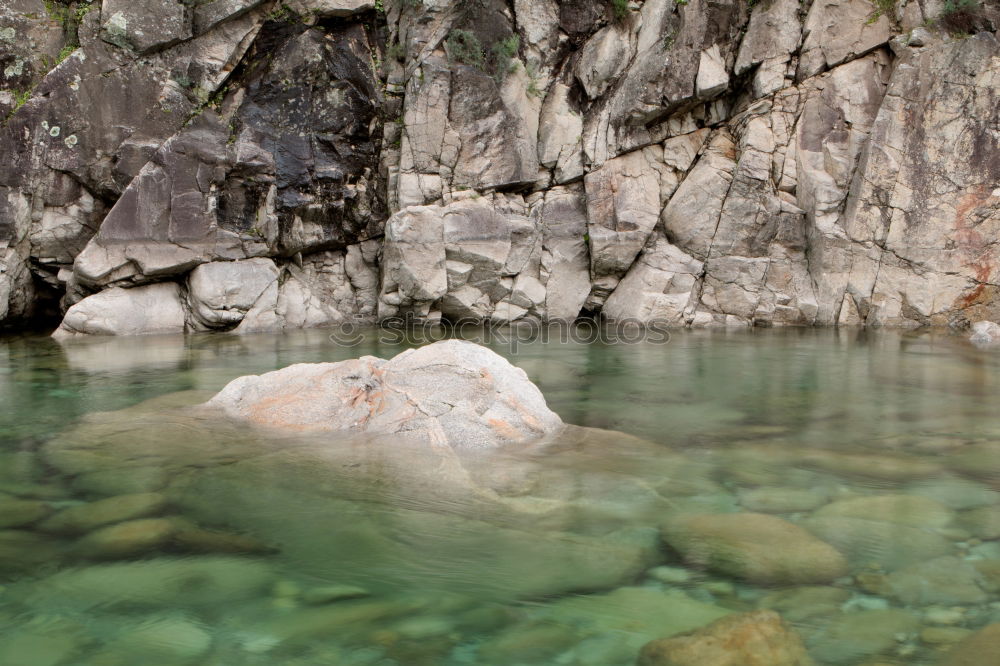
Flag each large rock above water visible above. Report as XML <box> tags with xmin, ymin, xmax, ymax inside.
<box><xmin>205</xmin><ymin>340</ymin><xmax>564</xmax><ymax>449</ymax></box>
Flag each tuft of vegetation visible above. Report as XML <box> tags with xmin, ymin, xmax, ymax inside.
<box><xmin>386</xmin><ymin>40</ymin><xmax>406</xmax><ymax>62</ymax></box>
<box><xmin>13</xmin><ymin>89</ymin><xmax>31</xmax><ymax>109</ymax></box>
<box><xmin>265</xmin><ymin>3</ymin><xmax>299</xmax><ymax>23</ymax></box>
<box><xmin>490</xmin><ymin>34</ymin><xmax>519</xmax><ymax>82</ymax></box>
<box><xmin>939</xmin><ymin>0</ymin><xmax>997</xmax><ymax>34</ymax></box>
<box><xmin>42</xmin><ymin>1</ymin><xmax>92</xmax><ymax>69</ymax></box>
<box><xmin>374</xmin><ymin>0</ymin><xmax>384</xmax><ymax>12</ymax></box>
<box><xmin>611</xmin><ymin>0</ymin><xmax>629</xmax><ymax>20</ymax></box>
<box><xmin>445</xmin><ymin>29</ymin><xmax>484</xmax><ymax>69</ymax></box>
<box><xmin>525</xmin><ymin>60</ymin><xmax>543</xmax><ymax>98</ymax></box>
<box><xmin>55</xmin><ymin>44</ymin><xmax>77</xmax><ymax>65</ymax></box>
<box><xmin>866</xmin><ymin>0</ymin><xmax>895</xmax><ymax>24</ymax></box>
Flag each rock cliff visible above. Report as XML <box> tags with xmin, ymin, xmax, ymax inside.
<box><xmin>1</xmin><ymin>0</ymin><xmax>998</xmax><ymax>334</ymax></box>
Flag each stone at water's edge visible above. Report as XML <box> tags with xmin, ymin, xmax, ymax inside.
<box><xmin>970</xmin><ymin>321</ymin><xmax>1000</xmax><ymax>344</ymax></box>
<box><xmin>204</xmin><ymin>340</ymin><xmax>564</xmax><ymax>449</ymax></box>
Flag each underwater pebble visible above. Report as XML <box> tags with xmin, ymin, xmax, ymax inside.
<box><xmin>920</xmin><ymin>626</ymin><xmax>973</xmax><ymax>645</ymax></box>
<box><xmin>272</xmin><ymin>580</ymin><xmax>302</xmax><ymax>599</ymax></box>
<box><xmin>701</xmin><ymin>580</ymin><xmax>735</xmax><ymax>597</ymax></box>
<box><xmin>0</xmin><ymin>631</ymin><xmax>84</xmax><ymax>666</ymax></box>
<box><xmin>109</xmin><ymin>616</ymin><xmax>212</xmax><ymax>661</ymax></box>
<box><xmin>923</xmin><ymin>606</ymin><xmax>966</xmax><ymax>626</ymax></box>
<box><xmin>842</xmin><ymin>595</ymin><xmax>890</xmax><ymax>612</ymax></box>
<box><xmin>647</xmin><ymin>566</ymin><xmax>693</xmax><ymax>585</ymax></box>
<box><xmin>301</xmin><ymin>584</ymin><xmax>371</xmax><ymax>605</ymax></box>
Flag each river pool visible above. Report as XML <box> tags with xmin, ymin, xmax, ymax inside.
<box><xmin>0</xmin><ymin>327</ymin><xmax>998</xmax><ymax>665</ymax></box>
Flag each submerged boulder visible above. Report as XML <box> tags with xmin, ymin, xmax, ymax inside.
<box><xmin>661</xmin><ymin>513</ymin><xmax>849</xmax><ymax>585</ymax></box>
<box><xmin>638</xmin><ymin>610</ymin><xmax>814</xmax><ymax>666</ymax></box>
<box><xmin>205</xmin><ymin>340</ymin><xmax>564</xmax><ymax>449</ymax></box>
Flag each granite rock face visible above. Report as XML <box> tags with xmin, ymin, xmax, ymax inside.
<box><xmin>0</xmin><ymin>0</ymin><xmax>995</xmax><ymax>334</ymax></box>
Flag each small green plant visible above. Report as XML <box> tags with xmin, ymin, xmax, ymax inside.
<box><xmin>12</xmin><ymin>89</ymin><xmax>31</xmax><ymax>110</ymax></box>
<box><xmin>866</xmin><ymin>0</ymin><xmax>895</xmax><ymax>23</ymax></box>
<box><xmin>525</xmin><ymin>60</ymin><xmax>543</xmax><ymax>98</ymax></box>
<box><xmin>611</xmin><ymin>0</ymin><xmax>629</xmax><ymax>20</ymax></box>
<box><xmin>674</xmin><ymin>0</ymin><xmax>688</xmax><ymax>5</ymax></box>
<box><xmin>445</xmin><ymin>29</ymin><xmax>484</xmax><ymax>69</ymax></box>
<box><xmin>490</xmin><ymin>34</ymin><xmax>519</xmax><ymax>82</ymax></box>
<box><xmin>386</xmin><ymin>40</ymin><xmax>406</xmax><ymax>62</ymax></box>
<box><xmin>43</xmin><ymin>1</ymin><xmax>92</xmax><ymax>64</ymax></box>
<box><xmin>55</xmin><ymin>44</ymin><xmax>76</xmax><ymax>64</ymax></box>
<box><xmin>374</xmin><ymin>0</ymin><xmax>384</xmax><ymax>12</ymax></box>
<box><xmin>266</xmin><ymin>3</ymin><xmax>298</xmax><ymax>22</ymax></box>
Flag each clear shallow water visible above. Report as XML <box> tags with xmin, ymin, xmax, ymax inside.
<box><xmin>0</xmin><ymin>327</ymin><xmax>998</xmax><ymax>665</ymax></box>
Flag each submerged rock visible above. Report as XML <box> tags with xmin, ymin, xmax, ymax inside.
<box><xmin>757</xmin><ymin>586</ymin><xmax>850</xmax><ymax>623</ymax></box>
<box><xmin>942</xmin><ymin>622</ymin><xmax>1000</xmax><ymax>665</ymax></box>
<box><xmin>0</xmin><ymin>498</ymin><xmax>51</xmax><ymax>529</ymax></box>
<box><xmin>205</xmin><ymin>340</ymin><xmax>564</xmax><ymax>449</ymax></box>
<box><xmin>808</xmin><ymin>609</ymin><xmax>919</xmax><ymax>664</ymax></box>
<box><xmin>0</xmin><ymin>530</ymin><xmax>64</xmax><ymax>578</ymax></box>
<box><xmin>22</xmin><ymin>556</ymin><xmax>276</xmax><ymax>610</ymax></box>
<box><xmin>538</xmin><ymin>586</ymin><xmax>731</xmax><ymax>661</ymax></box>
<box><xmin>957</xmin><ymin>505</ymin><xmax>1000</xmax><ymax>540</ymax></box>
<box><xmin>301</xmin><ymin>585</ymin><xmax>371</xmax><ymax>605</ymax></box>
<box><xmin>105</xmin><ymin>616</ymin><xmax>213</xmax><ymax>662</ymax></box>
<box><xmin>812</xmin><ymin>494</ymin><xmax>955</xmax><ymax>528</ymax></box>
<box><xmin>661</xmin><ymin>513</ymin><xmax>849</xmax><ymax>585</ymax></box>
<box><xmin>885</xmin><ymin>556</ymin><xmax>989</xmax><ymax>605</ymax></box>
<box><xmin>637</xmin><ymin>610</ymin><xmax>814</xmax><ymax>666</ymax></box>
<box><xmin>738</xmin><ymin>487</ymin><xmax>829</xmax><ymax>514</ymax></box>
<box><xmin>39</xmin><ymin>492</ymin><xmax>168</xmax><ymax>535</ymax></box>
<box><xmin>801</xmin><ymin>516</ymin><xmax>953</xmax><ymax>571</ymax></box>
<box><xmin>0</xmin><ymin>631</ymin><xmax>85</xmax><ymax>666</ymax></box>
<box><xmin>476</xmin><ymin>622</ymin><xmax>580</xmax><ymax>665</ymax></box>
<box><xmin>75</xmin><ymin>517</ymin><xmax>181</xmax><ymax>559</ymax></box>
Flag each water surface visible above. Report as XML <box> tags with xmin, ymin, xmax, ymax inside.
<box><xmin>0</xmin><ymin>327</ymin><xmax>998</xmax><ymax>665</ymax></box>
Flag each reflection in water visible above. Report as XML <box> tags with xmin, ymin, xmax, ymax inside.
<box><xmin>0</xmin><ymin>327</ymin><xmax>998</xmax><ymax>665</ymax></box>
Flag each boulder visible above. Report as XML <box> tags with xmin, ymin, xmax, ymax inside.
<box><xmin>187</xmin><ymin>258</ymin><xmax>279</xmax><ymax>329</ymax></box>
<box><xmin>638</xmin><ymin>610</ymin><xmax>814</xmax><ymax>666</ymax></box>
<box><xmin>661</xmin><ymin>513</ymin><xmax>849</xmax><ymax>585</ymax></box>
<box><xmin>52</xmin><ymin>283</ymin><xmax>187</xmax><ymax>338</ymax></box>
<box><xmin>101</xmin><ymin>0</ymin><xmax>193</xmax><ymax>54</ymax></box>
<box><xmin>205</xmin><ymin>340</ymin><xmax>564</xmax><ymax>449</ymax></box>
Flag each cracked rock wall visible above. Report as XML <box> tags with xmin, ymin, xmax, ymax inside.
<box><xmin>1</xmin><ymin>0</ymin><xmax>998</xmax><ymax>334</ymax></box>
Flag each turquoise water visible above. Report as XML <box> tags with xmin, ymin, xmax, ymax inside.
<box><xmin>0</xmin><ymin>327</ymin><xmax>998</xmax><ymax>664</ymax></box>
